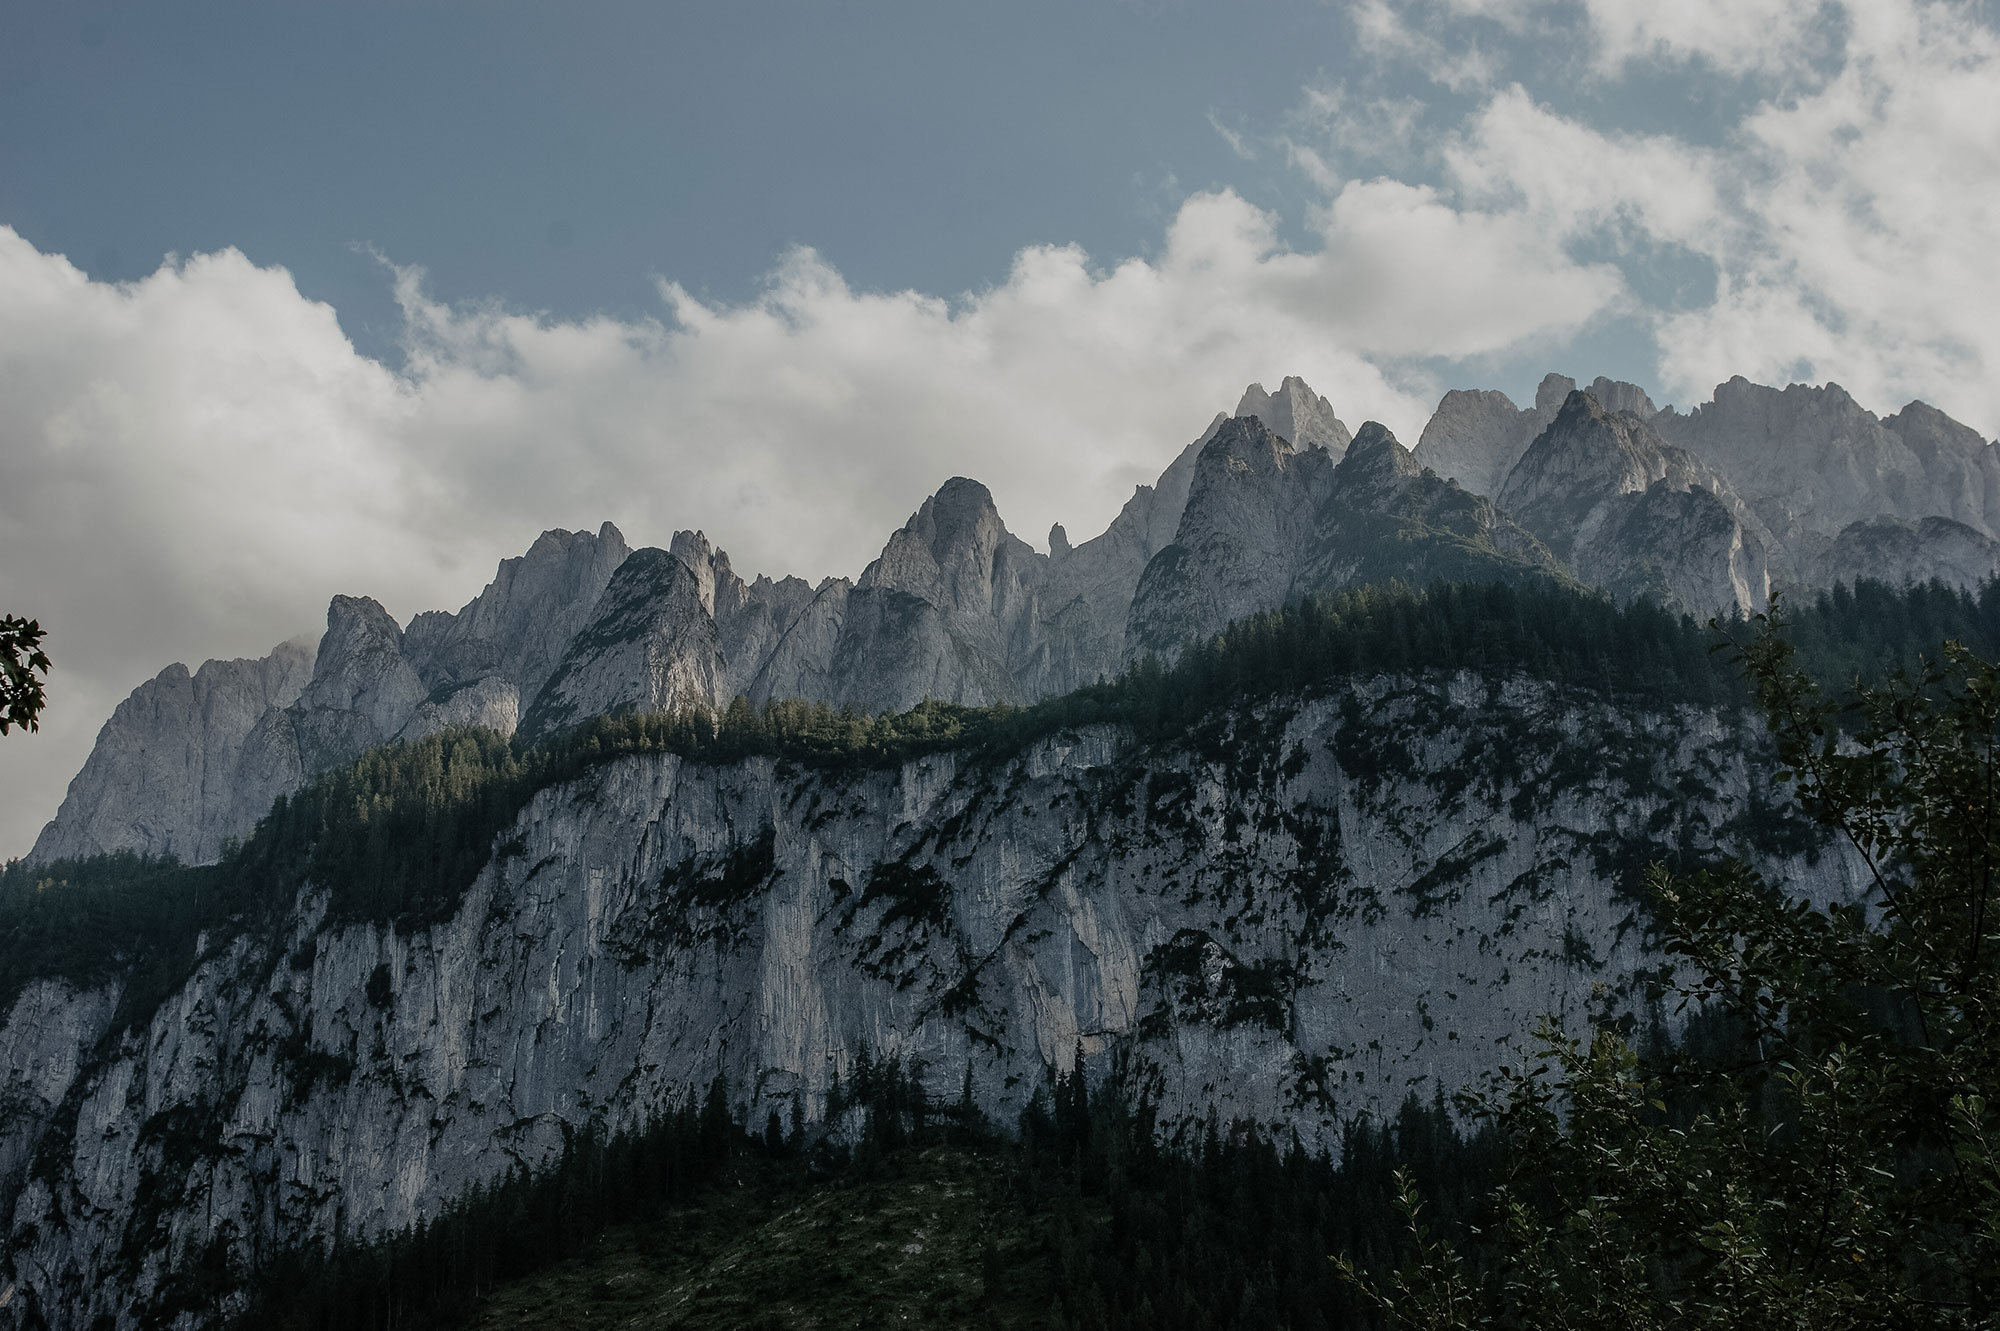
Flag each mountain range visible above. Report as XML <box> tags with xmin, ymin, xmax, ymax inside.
<box><xmin>30</xmin><ymin>371</ymin><xmax>1999</xmax><ymax>870</ymax></box>
<box><xmin>1</xmin><ymin>369</ymin><xmax>1992</xmax><ymax>1325</ymax></box>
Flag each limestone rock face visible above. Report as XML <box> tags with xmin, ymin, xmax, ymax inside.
<box><xmin>1031</xmin><ymin>416</ymin><xmax>1220</xmax><ymax>692</ymax></box>
<box><xmin>1500</xmin><ymin>390</ymin><xmax>1770</xmax><ymax>616</ymax></box>
<box><xmin>0</xmin><ymin>677</ymin><xmax>1860</xmax><ymax>1326</ymax></box>
<box><xmin>28</xmin><ymin>637</ymin><xmax>316</xmax><ymax>865</ymax></box>
<box><xmin>827</xmin><ymin>478</ymin><xmax>1049</xmax><ymax>712</ymax></box>
<box><xmin>32</xmin><ymin>527</ymin><xmax>633</xmax><ymax>866</ymax></box>
<box><xmin>669</xmin><ymin>529</ymin><xmax>820</xmax><ymax>703</ymax></box>
<box><xmin>745</xmin><ymin>579</ymin><xmax>854</xmax><ymax>706</ymax></box>
<box><xmin>1821</xmin><ymin>516</ymin><xmax>2000</xmax><ymax>592</ymax></box>
<box><xmin>1128</xmin><ymin>416</ymin><xmax>1336</xmax><ymax>655</ymax></box>
<box><xmin>396</xmin><ymin>677</ymin><xmax>522</xmax><ymax>744</ymax></box>
<box><xmin>1584</xmin><ymin>375</ymin><xmax>1659</xmax><ymax>419</ymax></box>
<box><xmin>1654</xmin><ymin>378</ymin><xmax>2000</xmax><ymax>554</ymax></box>
<box><xmin>1413</xmin><ymin>387</ymin><xmax>1546</xmax><ymax>498</ymax></box>
<box><xmin>0</xmin><ymin>980</ymin><xmax>118</xmax><ymax>1233</ymax></box>
<box><xmin>1130</xmin><ymin>416</ymin><xmax>1565</xmax><ymax>655</ymax></box>
<box><xmin>407</xmin><ymin>522</ymin><xmax>632</xmax><ymax>704</ymax></box>
<box><xmin>1571</xmin><ymin>483</ymin><xmax>1772</xmax><ymax>619</ymax></box>
<box><xmin>1413</xmin><ymin>374</ymin><xmax>1658</xmax><ymax>499</ymax></box>
<box><xmin>290</xmin><ymin>596</ymin><xmax>431</xmax><ymax>774</ymax></box>
<box><xmin>518</xmin><ymin>548</ymin><xmax>725</xmax><ymax>739</ymax></box>
<box><xmin>1302</xmin><ymin>422</ymin><xmax>1565</xmax><ymax>595</ymax></box>
<box><xmin>1882</xmin><ymin>400</ymin><xmax>2000</xmax><ymax>534</ymax></box>
<box><xmin>1236</xmin><ymin>377</ymin><xmax>1353</xmax><ymax>457</ymax></box>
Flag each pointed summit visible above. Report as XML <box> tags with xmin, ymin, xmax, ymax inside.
<box><xmin>1235</xmin><ymin>376</ymin><xmax>1353</xmax><ymax>457</ymax></box>
<box><xmin>1332</xmin><ymin>420</ymin><xmax>1423</xmax><ymax>498</ymax></box>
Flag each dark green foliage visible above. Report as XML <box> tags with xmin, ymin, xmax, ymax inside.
<box><xmin>246</xmin><ymin>728</ymin><xmax>532</xmax><ymax>927</ymax></box>
<box><xmin>1352</xmin><ymin>606</ymin><xmax>2000</xmax><ymax>1329</ymax></box>
<box><xmin>0</xmin><ymin>613</ymin><xmax>50</xmax><ymax>735</ymax></box>
<box><xmin>0</xmin><ymin>852</ymin><xmax>239</xmax><ymax>1030</ymax></box>
<box><xmin>1139</xmin><ymin>929</ymin><xmax>1296</xmax><ymax>1035</ymax></box>
<box><xmin>1779</xmin><ymin>576</ymin><xmax>2000</xmax><ymax>689</ymax></box>
<box><xmin>1018</xmin><ymin>1063</ymin><xmax>1498</xmax><ymax>1331</ymax></box>
<box><xmin>856</xmin><ymin>860</ymin><xmax>953</xmax><ymax>931</ymax></box>
<box><xmin>243</xmin><ymin>1048</ymin><xmax>1493</xmax><ymax>1331</ymax></box>
<box><xmin>660</xmin><ymin>831</ymin><xmax>778</xmax><ymax>913</ymax></box>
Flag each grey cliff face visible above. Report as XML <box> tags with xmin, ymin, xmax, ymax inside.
<box><xmin>30</xmin><ymin>526</ymin><xmax>632</xmax><ymax>868</ymax></box>
<box><xmin>1412</xmin><ymin>374</ymin><xmax>1657</xmax><ymax>500</ymax></box>
<box><xmin>669</xmin><ymin>529</ymin><xmax>820</xmax><ymax>704</ymax></box>
<box><xmin>1031</xmin><ymin>415</ymin><xmax>1221</xmax><ymax>690</ymax></box>
<box><xmin>1499</xmin><ymin>390</ymin><xmax>1770</xmax><ymax>616</ymax></box>
<box><xmin>396</xmin><ymin>676</ymin><xmax>521</xmax><ymax>744</ymax></box>
<box><xmin>1654</xmin><ymin>377</ymin><xmax>2000</xmax><ymax>557</ymax></box>
<box><xmin>518</xmin><ymin>546</ymin><xmax>725</xmax><ymax>739</ymax></box>
<box><xmin>290</xmin><ymin>596</ymin><xmax>430</xmax><ymax>774</ymax></box>
<box><xmin>409</xmin><ymin>521</ymin><xmax>633</xmax><ymax>704</ymax></box>
<box><xmin>744</xmin><ymin>578</ymin><xmax>854</xmax><ymax>706</ymax></box>
<box><xmin>1237</xmin><ymin>377</ymin><xmax>1354</xmax><ymax>457</ymax></box>
<box><xmin>0</xmin><ymin>980</ymin><xmax>119</xmax><ymax>1234</ymax></box>
<box><xmin>28</xmin><ymin>638</ymin><xmax>316</xmax><ymax>866</ymax></box>
<box><xmin>1129</xmin><ymin>416</ymin><xmax>1565</xmax><ymax>656</ymax></box>
<box><xmin>829</xmin><ymin>478</ymin><xmax>1049</xmax><ymax>712</ymax></box>
<box><xmin>1821</xmin><ymin>516</ymin><xmax>2000</xmax><ymax>592</ymax></box>
<box><xmin>1571</xmin><ymin>483</ymin><xmax>1771</xmax><ymax>619</ymax></box>
<box><xmin>0</xmin><ymin>676</ymin><xmax>1856</xmax><ymax>1325</ymax></box>
<box><xmin>1302</xmin><ymin>423</ymin><xmax>1564</xmax><ymax>593</ymax></box>
<box><xmin>1127</xmin><ymin>415</ymin><xmax>1335</xmax><ymax>655</ymax></box>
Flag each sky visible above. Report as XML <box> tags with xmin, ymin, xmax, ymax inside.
<box><xmin>2</xmin><ymin>0</ymin><xmax>1998</xmax><ymax>857</ymax></box>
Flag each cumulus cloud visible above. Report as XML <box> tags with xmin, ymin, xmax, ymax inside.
<box><xmin>1318</xmin><ymin>0</ymin><xmax>2000</xmax><ymax>428</ymax></box>
<box><xmin>1655</xmin><ymin>0</ymin><xmax>2000</xmax><ymax>416</ymax></box>
<box><xmin>0</xmin><ymin>180</ymin><xmax>1626</xmax><ymax>855</ymax></box>
<box><xmin>1568</xmin><ymin>0</ymin><xmax>1837</xmax><ymax>77</ymax></box>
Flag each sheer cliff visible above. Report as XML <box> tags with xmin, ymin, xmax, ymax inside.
<box><xmin>0</xmin><ymin>671</ymin><xmax>1847</xmax><ymax>1325</ymax></box>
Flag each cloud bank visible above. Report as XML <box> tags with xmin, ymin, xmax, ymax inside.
<box><xmin>3</xmin><ymin>0</ymin><xmax>1995</xmax><ymax>857</ymax></box>
<box><xmin>0</xmin><ymin>179</ymin><xmax>1621</xmax><ymax>856</ymax></box>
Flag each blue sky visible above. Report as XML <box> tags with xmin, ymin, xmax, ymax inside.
<box><xmin>3</xmin><ymin>0</ymin><xmax>1998</xmax><ymax>855</ymax></box>
<box><xmin>4</xmin><ymin>2</ymin><xmax>1355</xmax><ymax>364</ymax></box>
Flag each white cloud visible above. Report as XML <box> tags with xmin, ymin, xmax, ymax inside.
<box><xmin>1442</xmin><ymin>86</ymin><xmax>1722</xmax><ymax>250</ymax></box>
<box><xmin>1324</xmin><ymin>0</ymin><xmax>2000</xmax><ymax>432</ymax></box>
<box><xmin>0</xmin><ymin>183</ymin><xmax>1624</xmax><ymax>856</ymax></box>
<box><xmin>1656</xmin><ymin>0</ymin><xmax>2000</xmax><ymax>419</ymax></box>
<box><xmin>1350</xmin><ymin>0</ymin><xmax>1508</xmax><ymax>91</ymax></box>
<box><xmin>1571</xmin><ymin>0</ymin><xmax>1836</xmax><ymax>78</ymax></box>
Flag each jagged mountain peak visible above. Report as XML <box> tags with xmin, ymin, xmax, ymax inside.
<box><xmin>517</xmin><ymin>546</ymin><xmax>722</xmax><ymax>740</ymax></box>
<box><xmin>1503</xmin><ymin>389</ymin><xmax>1699</xmax><ymax>533</ymax></box>
<box><xmin>857</xmin><ymin>475</ymin><xmax>1035</xmax><ymax>614</ymax></box>
<box><xmin>1534</xmin><ymin>372</ymin><xmax>1576</xmax><ymax>416</ymax></box>
<box><xmin>1234</xmin><ymin>375</ymin><xmax>1353</xmax><ymax>456</ymax></box>
<box><xmin>670</xmin><ymin>528</ymin><xmax>742</xmax><ymax>618</ymax></box>
<box><xmin>1502</xmin><ymin>389</ymin><xmax>1770</xmax><ymax>616</ymax></box>
<box><xmin>1653</xmin><ymin>374</ymin><xmax>2000</xmax><ymax>547</ymax></box>
<box><xmin>1203</xmin><ymin>412</ymin><xmax>1307</xmax><ymax>473</ymax></box>
<box><xmin>913</xmin><ymin>475</ymin><xmax>1008</xmax><ymax>551</ymax></box>
<box><xmin>37</xmin><ymin>368</ymin><xmax>2000</xmax><ymax>876</ymax></box>
<box><xmin>1333</xmin><ymin>420</ymin><xmax>1423</xmax><ymax>493</ymax></box>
